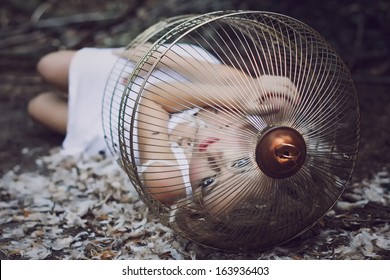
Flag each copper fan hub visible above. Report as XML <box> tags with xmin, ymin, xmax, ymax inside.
<box><xmin>256</xmin><ymin>126</ymin><xmax>306</xmax><ymax>179</ymax></box>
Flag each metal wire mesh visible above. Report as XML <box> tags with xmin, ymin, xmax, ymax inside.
<box><xmin>102</xmin><ymin>11</ymin><xmax>359</xmax><ymax>251</ymax></box>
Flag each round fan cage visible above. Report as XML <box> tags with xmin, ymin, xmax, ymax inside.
<box><xmin>102</xmin><ymin>11</ymin><xmax>360</xmax><ymax>251</ymax></box>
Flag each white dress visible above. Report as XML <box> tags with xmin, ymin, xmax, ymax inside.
<box><xmin>63</xmin><ymin>48</ymin><xmax>118</xmax><ymax>156</ymax></box>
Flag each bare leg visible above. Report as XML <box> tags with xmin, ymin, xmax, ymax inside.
<box><xmin>28</xmin><ymin>92</ymin><xmax>68</xmax><ymax>134</ymax></box>
<box><xmin>28</xmin><ymin>50</ymin><xmax>76</xmax><ymax>134</ymax></box>
<box><xmin>36</xmin><ymin>50</ymin><xmax>76</xmax><ymax>91</ymax></box>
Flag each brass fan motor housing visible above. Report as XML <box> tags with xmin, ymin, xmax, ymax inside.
<box><xmin>256</xmin><ymin>126</ymin><xmax>306</xmax><ymax>179</ymax></box>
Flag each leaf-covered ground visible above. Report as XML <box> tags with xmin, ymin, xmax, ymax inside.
<box><xmin>0</xmin><ymin>148</ymin><xmax>389</xmax><ymax>259</ymax></box>
<box><xmin>1</xmin><ymin>0</ymin><xmax>389</xmax><ymax>259</ymax></box>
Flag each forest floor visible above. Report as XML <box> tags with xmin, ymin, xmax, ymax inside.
<box><xmin>0</xmin><ymin>0</ymin><xmax>389</xmax><ymax>259</ymax></box>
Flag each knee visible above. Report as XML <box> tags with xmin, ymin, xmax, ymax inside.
<box><xmin>27</xmin><ymin>94</ymin><xmax>44</xmax><ymax>119</ymax></box>
<box><xmin>27</xmin><ymin>93</ymin><xmax>54</xmax><ymax>120</ymax></box>
<box><xmin>36</xmin><ymin>52</ymin><xmax>60</xmax><ymax>80</ymax></box>
<box><xmin>27</xmin><ymin>93</ymin><xmax>68</xmax><ymax>134</ymax></box>
<box><xmin>36</xmin><ymin>50</ymin><xmax>74</xmax><ymax>87</ymax></box>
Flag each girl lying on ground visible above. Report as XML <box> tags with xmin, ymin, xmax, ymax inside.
<box><xmin>28</xmin><ymin>42</ymin><xmax>299</xmax><ymax>214</ymax></box>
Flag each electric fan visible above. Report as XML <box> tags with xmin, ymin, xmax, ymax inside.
<box><xmin>102</xmin><ymin>11</ymin><xmax>360</xmax><ymax>251</ymax></box>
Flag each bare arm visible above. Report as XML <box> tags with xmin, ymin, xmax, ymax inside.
<box><xmin>137</xmin><ymin>95</ymin><xmax>187</xmax><ymax>204</ymax></box>
<box><xmin>142</xmin><ymin>80</ymin><xmax>245</xmax><ymax>113</ymax></box>
<box><xmin>142</xmin><ymin>74</ymin><xmax>297</xmax><ymax>113</ymax></box>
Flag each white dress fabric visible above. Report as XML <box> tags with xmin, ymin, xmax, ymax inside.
<box><xmin>63</xmin><ymin>48</ymin><xmax>119</xmax><ymax>156</ymax></box>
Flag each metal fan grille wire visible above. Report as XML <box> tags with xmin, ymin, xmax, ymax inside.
<box><xmin>102</xmin><ymin>11</ymin><xmax>359</xmax><ymax>251</ymax></box>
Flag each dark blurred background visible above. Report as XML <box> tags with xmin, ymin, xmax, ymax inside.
<box><xmin>0</xmin><ymin>0</ymin><xmax>389</xmax><ymax>180</ymax></box>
